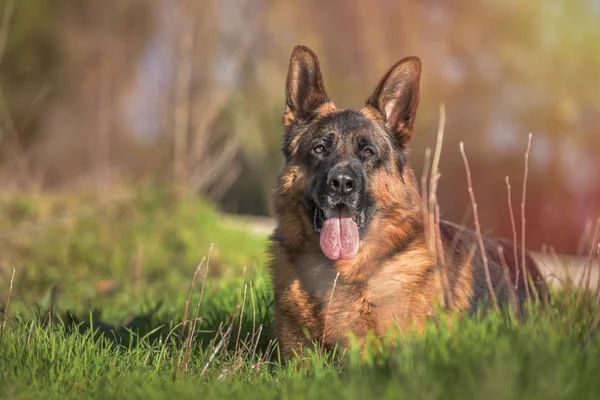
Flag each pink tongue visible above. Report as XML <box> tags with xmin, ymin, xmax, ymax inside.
<box><xmin>319</xmin><ymin>211</ymin><xmax>359</xmax><ymax>260</ymax></box>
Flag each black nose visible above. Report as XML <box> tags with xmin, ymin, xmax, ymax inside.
<box><xmin>327</xmin><ymin>166</ymin><xmax>356</xmax><ymax>196</ymax></box>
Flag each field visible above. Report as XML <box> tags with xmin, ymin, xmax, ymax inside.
<box><xmin>1</xmin><ymin>184</ymin><xmax>599</xmax><ymax>399</ymax></box>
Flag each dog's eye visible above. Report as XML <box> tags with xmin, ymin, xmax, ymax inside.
<box><xmin>313</xmin><ymin>145</ymin><xmax>325</xmax><ymax>154</ymax></box>
<box><xmin>362</xmin><ymin>148</ymin><xmax>375</xmax><ymax>158</ymax></box>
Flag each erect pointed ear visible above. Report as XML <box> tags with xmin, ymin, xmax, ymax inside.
<box><xmin>283</xmin><ymin>45</ymin><xmax>330</xmax><ymax>126</ymax></box>
<box><xmin>366</xmin><ymin>56</ymin><xmax>421</xmax><ymax>145</ymax></box>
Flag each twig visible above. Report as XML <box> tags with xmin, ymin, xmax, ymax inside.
<box><xmin>201</xmin><ymin>322</ymin><xmax>234</xmax><ymax>375</ymax></box>
<box><xmin>505</xmin><ymin>177</ymin><xmax>520</xmax><ymax>290</ymax></box>
<box><xmin>1</xmin><ymin>267</ymin><xmax>15</xmax><ymax>337</ymax></box>
<box><xmin>435</xmin><ymin>202</ymin><xmax>453</xmax><ymax>309</ymax></box>
<box><xmin>449</xmin><ymin>207</ymin><xmax>472</xmax><ymax>253</ymax></box>
<box><xmin>421</xmin><ymin>147</ymin><xmax>432</xmax><ymax>251</ymax></box>
<box><xmin>459</xmin><ymin>142</ymin><xmax>499</xmax><ymax>311</ymax></box>
<box><xmin>497</xmin><ymin>247</ymin><xmax>521</xmax><ymax>319</ymax></box>
<box><xmin>250</xmin><ymin>324</ymin><xmax>263</xmax><ymax>363</ymax></box>
<box><xmin>583</xmin><ymin>218</ymin><xmax>600</xmax><ymax>291</ymax></box>
<box><xmin>322</xmin><ymin>272</ymin><xmax>340</xmax><ymax>350</ymax></box>
<box><xmin>520</xmin><ymin>134</ymin><xmax>532</xmax><ymax>301</ymax></box>
<box><xmin>549</xmin><ymin>246</ymin><xmax>573</xmax><ymax>290</ymax></box>
<box><xmin>263</xmin><ymin>339</ymin><xmax>276</xmax><ymax>364</ymax></box>
<box><xmin>428</xmin><ymin>104</ymin><xmax>446</xmax><ymax>252</ymax></box>
<box><xmin>430</xmin><ymin>105</ymin><xmax>446</xmax><ymax>308</ymax></box>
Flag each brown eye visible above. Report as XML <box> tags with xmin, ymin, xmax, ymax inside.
<box><xmin>313</xmin><ymin>145</ymin><xmax>325</xmax><ymax>154</ymax></box>
<box><xmin>362</xmin><ymin>148</ymin><xmax>375</xmax><ymax>158</ymax></box>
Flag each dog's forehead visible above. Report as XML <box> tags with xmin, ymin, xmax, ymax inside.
<box><xmin>314</xmin><ymin>109</ymin><xmax>387</xmax><ymax>143</ymax></box>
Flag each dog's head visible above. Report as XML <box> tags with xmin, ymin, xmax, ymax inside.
<box><xmin>275</xmin><ymin>45</ymin><xmax>422</xmax><ymax>261</ymax></box>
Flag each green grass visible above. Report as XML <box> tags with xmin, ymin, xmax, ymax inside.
<box><xmin>1</xmin><ymin>184</ymin><xmax>599</xmax><ymax>399</ymax></box>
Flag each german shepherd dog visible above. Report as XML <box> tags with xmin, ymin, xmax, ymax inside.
<box><xmin>269</xmin><ymin>45</ymin><xmax>548</xmax><ymax>358</ymax></box>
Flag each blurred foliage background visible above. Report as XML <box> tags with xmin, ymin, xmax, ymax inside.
<box><xmin>0</xmin><ymin>0</ymin><xmax>598</xmax><ymax>254</ymax></box>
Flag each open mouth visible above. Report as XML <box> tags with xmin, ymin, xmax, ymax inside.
<box><xmin>311</xmin><ymin>203</ymin><xmax>364</xmax><ymax>261</ymax></box>
<box><xmin>312</xmin><ymin>204</ymin><xmax>366</xmax><ymax>233</ymax></box>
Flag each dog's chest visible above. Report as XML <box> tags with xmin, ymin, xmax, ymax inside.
<box><xmin>294</xmin><ymin>253</ymin><xmax>420</xmax><ymax>337</ymax></box>
<box><xmin>366</xmin><ymin>264</ymin><xmax>419</xmax><ymax>334</ymax></box>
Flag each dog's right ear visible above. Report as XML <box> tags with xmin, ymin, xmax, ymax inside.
<box><xmin>283</xmin><ymin>46</ymin><xmax>330</xmax><ymax>126</ymax></box>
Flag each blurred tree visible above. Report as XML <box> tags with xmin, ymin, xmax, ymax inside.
<box><xmin>0</xmin><ymin>0</ymin><xmax>55</xmax><ymax>181</ymax></box>
<box><xmin>0</xmin><ymin>0</ymin><xmax>597</xmax><ymax>253</ymax></box>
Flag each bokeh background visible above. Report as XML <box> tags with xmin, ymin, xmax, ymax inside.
<box><xmin>1</xmin><ymin>0</ymin><xmax>599</xmax><ymax>254</ymax></box>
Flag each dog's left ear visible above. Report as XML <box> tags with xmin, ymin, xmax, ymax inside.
<box><xmin>366</xmin><ymin>56</ymin><xmax>421</xmax><ymax>145</ymax></box>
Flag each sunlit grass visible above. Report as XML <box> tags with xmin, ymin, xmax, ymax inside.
<box><xmin>0</xmin><ymin>185</ymin><xmax>598</xmax><ymax>399</ymax></box>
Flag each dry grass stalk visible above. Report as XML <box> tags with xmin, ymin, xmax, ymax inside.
<box><xmin>188</xmin><ymin>244</ymin><xmax>213</xmax><ymax>344</ymax></box>
<box><xmin>577</xmin><ymin>219</ymin><xmax>593</xmax><ymax>256</ymax></box>
<box><xmin>520</xmin><ymin>134</ymin><xmax>532</xmax><ymax>301</ymax></box>
<box><xmin>583</xmin><ymin>218</ymin><xmax>600</xmax><ymax>291</ymax></box>
<box><xmin>497</xmin><ymin>247</ymin><xmax>521</xmax><ymax>319</ymax></box>
<box><xmin>505</xmin><ymin>177</ymin><xmax>520</xmax><ymax>290</ymax></box>
<box><xmin>249</xmin><ymin>281</ymin><xmax>257</xmax><ymax>343</ymax></box>
<box><xmin>203</xmin><ymin>263</ymin><xmax>249</xmax><ymax>378</ymax></box>
<box><xmin>435</xmin><ymin>202</ymin><xmax>454</xmax><ymax>309</ymax></box>
<box><xmin>1</xmin><ymin>266</ymin><xmax>15</xmax><ymax>337</ymax></box>
<box><xmin>178</xmin><ymin>257</ymin><xmax>207</xmax><ymax>347</ymax></box>
<box><xmin>26</xmin><ymin>320</ymin><xmax>35</xmax><ymax>345</ymax></box>
<box><xmin>201</xmin><ymin>321</ymin><xmax>235</xmax><ymax>376</ymax></box>
<box><xmin>573</xmin><ymin>219</ymin><xmax>600</xmax><ymax>312</ymax></box>
<box><xmin>322</xmin><ymin>272</ymin><xmax>340</xmax><ymax>350</ymax></box>
<box><xmin>247</xmin><ymin>322</ymin><xmax>264</xmax><ymax>366</ymax></box>
<box><xmin>428</xmin><ymin>104</ymin><xmax>446</xmax><ymax>249</ymax></box>
<box><xmin>544</xmin><ymin>245</ymin><xmax>572</xmax><ymax>290</ymax></box>
<box><xmin>449</xmin><ymin>208</ymin><xmax>472</xmax><ymax>254</ymax></box>
<box><xmin>420</xmin><ymin>147</ymin><xmax>432</xmax><ymax>251</ymax></box>
<box><xmin>234</xmin><ymin>281</ymin><xmax>248</xmax><ymax>356</ymax></box>
<box><xmin>459</xmin><ymin>142</ymin><xmax>499</xmax><ymax>312</ymax></box>
<box><xmin>421</xmin><ymin>103</ymin><xmax>452</xmax><ymax>308</ymax></box>
<box><xmin>160</xmin><ymin>318</ymin><xmax>203</xmax><ymax>362</ymax></box>
<box><xmin>429</xmin><ymin>105</ymin><xmax>447</xmax><ymax>307</ymax></box>
<box><xmin>595</xmin><ymin>244</ymin><xmax>600</xmax><ymax>307</ymax></box>
<box><xmin>181</xmin><ymin>244</ymin><xmax>214</xmax><ymax>375</ymax></box>
<box><xmin>584</xmin><ymin>245</ymin><xmax>600</xmax><ymax>351</ymax></box>
<box><xmin>173</xmin><ymin>244</ymin><xmax>212</xmax><ymax>379</ymax></box>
